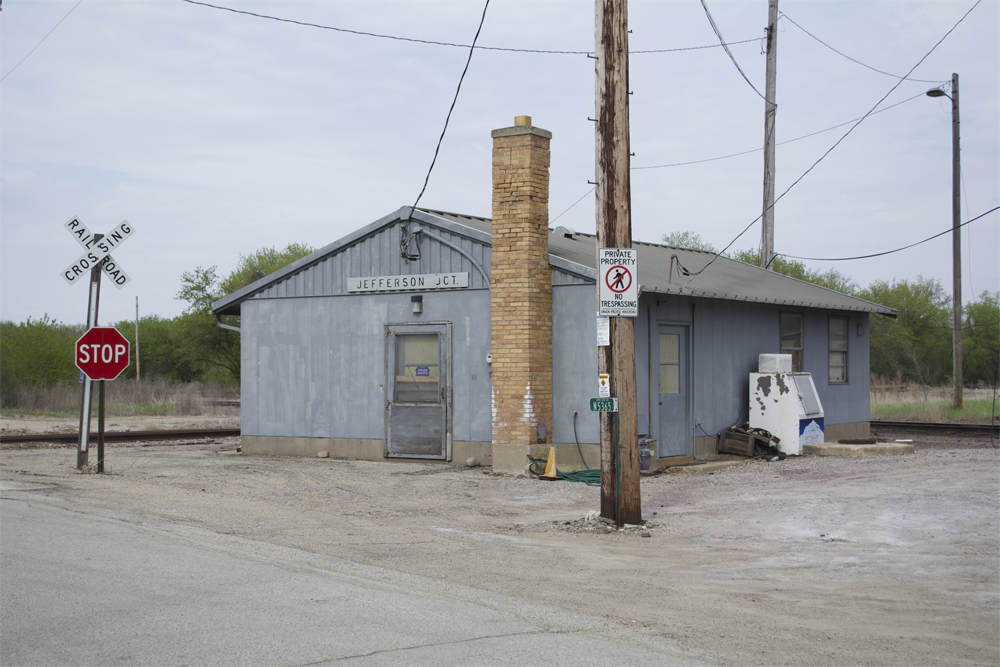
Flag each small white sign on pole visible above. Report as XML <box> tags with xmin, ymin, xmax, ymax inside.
<box><xmin>598</xmin><ymin>373</ymin><xmax>610</xmax><ymax>398</ymax></box>
<box><xmin>598</xmin><ymin>248</ymin><xmax>638</xmax><ymax>317</ymax></box>
<box><xmin>596</xmin><ymin>313</ymin><xmax>610</xmax><ymax>347</ymax></box>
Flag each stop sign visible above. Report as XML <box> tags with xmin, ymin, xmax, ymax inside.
<box><xmin>76</xmin><ymin>327</ymin><xmax>130</xmax><ymax>380</ymax></box>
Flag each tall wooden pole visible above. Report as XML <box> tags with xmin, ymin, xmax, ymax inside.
<box><xmin>595</xmin><ymin>0</ymin><xmax>641</xmax><ymax>526</ymax></box>
<box><xmin>761</xmin><ymin>0</ymin><xmax>778</xmax><ymax>271</ymax></box>
<box><xmin>950</xmin><ymin>73</ymin><xmax>963</xmax><ymax>410</ymax></box>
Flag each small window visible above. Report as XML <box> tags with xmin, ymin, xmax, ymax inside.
<box><xmin>829</xmin><ymin>316</ymin><xmax>848</xmax><ymax>384</ymax></box>
<box><xmin>659</xmin><ymin>334</ymin><xmax>680</xmax><ymax>394</ymax></box>
<box><xmin>780</xmin><ymin>313</ymin><xmax>803</xmax><ymax>372</ymax></box>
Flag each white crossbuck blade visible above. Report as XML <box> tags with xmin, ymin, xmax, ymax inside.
<box><xmin>62</xmin><ymin>216</ymin><xmax>133</xmax><ymax>288</ymax></box>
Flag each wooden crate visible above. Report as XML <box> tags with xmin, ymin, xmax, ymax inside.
<box><xmin>718</xmin><ymin>429</ymin><xmax>763</xmax><ymax>457</ymax></box>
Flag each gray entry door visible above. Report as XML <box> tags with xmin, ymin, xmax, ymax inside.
<box><xmin>386</xmin><ymin>324</ymin><xmax>448</xmax><ymax>459</ymax></box>
<box><xmin>657</xmin><ymin>325</ymin><xmax>692</xmax><ymax>458</ymax></box>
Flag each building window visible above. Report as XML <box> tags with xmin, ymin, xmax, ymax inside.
<box><xmin>829</xmin><ymin>316</ymin><xmax>848</xmax><ymax>383</ymax></box>
<box><xmin>659</xmin><ymin>333</ymin><xmax>680</xmax><ymax>394</ymax></box>
<box><xmin>780</xmin><ymin>313</ymin><xmax>803</xmax><ymax>372</ymax></box>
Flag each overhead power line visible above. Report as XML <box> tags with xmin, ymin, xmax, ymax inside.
<box><xmin>550</xmin><ymin>187</ymin><xmax>594</xmax><ymax>225</ymax></box>
<box><xmin>179</xmin><ymin>0</ymin><xmax>757</xmax><ymax>56</ymax></box>
<box><xmin>633</xmin><ymin>92</ymin><xmax>927</xmax><ymax>171</ymax></box>
<box><xmin>779</xmin><ymin>207</ymin><xmax>999</xmax><ymax>262</ymax></box>
<box><xmin>699</xmin><ymin>0</ymin><xmax>767</xmax><ymax>101</ymax></box>
<box><xmin>1</xmin><ymin>0</ymin><xmax>84</xmax><ymax>83</ymax></box>
<box><xmin>683</xmin><ymin>0</ymin><xmax>982</xmax><ymax>280</ymax></box>
<box><xmin>780</xmin><ymin>12</ymin><xmax>944</xmax><ymax>84</ymax></box>
<box><xmin>401</xmin><ymin>0</ymin><xmax>489</xmax><ymax>260</ymax></box>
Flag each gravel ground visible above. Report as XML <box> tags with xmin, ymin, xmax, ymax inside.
<box><xmin>1</xmin><ymin>429</ymin><xmax>997</xmax><ymax>666</ymax></box>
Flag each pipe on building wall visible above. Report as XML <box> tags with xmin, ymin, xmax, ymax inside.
<box><xmin>216</xmin><ymin>315</ymin><xmax>240</xmax><ymax>334</ymax></box>
<box><xmin>413</xmin><ymin>227</ymin><xmax>491</xmax><ymax>284</ymax></box>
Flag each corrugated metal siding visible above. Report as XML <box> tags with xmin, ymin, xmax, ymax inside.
<box><xmin>633</xmin><ymin>295</ymin><xmax>872</xmax><ymax>450</ymax></box>
<box><xmin>552</xmin><ymin>284</ymin><xmax>600</xmax><ymax>444</ymax></box>
<box><xmin>552</xmin><ymin>268</ymin><xmax>591</xmax><ymax>286</ymax></box>
<box><xmin>249</xmin><ymin>223</ymin><xmax>491</xmax><ymax>301</ymax></box>
<box><xmin>241</xmin><ymin>290</ymin><xmax>493</xmax><ymax>442</ymax></box>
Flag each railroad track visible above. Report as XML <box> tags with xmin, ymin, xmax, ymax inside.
<box><xmin>0</xmin><ymin>428</ymin><xmax>241</xmax><ymax>445</ymax></box>
<box><xmin>871</xmin><ymin>420</ymin><xmax>998</xmax><ymax>436</ymax></box>
<box><xmin>1</xmin><ymin>422</ymin><xmax>994</xmax><ymax>445</ymax></box>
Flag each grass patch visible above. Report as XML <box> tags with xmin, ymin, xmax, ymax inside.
<box><xmin>871</xmin><ymin>399</ymin><xmax>997</xmax><ymax>423</ymax></box>
<box><xmin>0</xmin><ymin>379</ymin><xmax>238</xmax><ymax>418</ymax></box>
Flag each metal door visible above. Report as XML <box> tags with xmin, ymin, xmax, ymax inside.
<box><xmin>656</xmin><ymin>325</ymin><xmax>692</xmax><ymax>458</ymax></box>
<box><xmin>385</xmin><ymin>324</ymin><xmax>449</xmax><ymax>459</ymax></box>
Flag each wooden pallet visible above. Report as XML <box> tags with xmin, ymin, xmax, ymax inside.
<box><xmin>718</xmin><ymin>429</ymin><xmax>766</xmax><ymax>457</ymax></box>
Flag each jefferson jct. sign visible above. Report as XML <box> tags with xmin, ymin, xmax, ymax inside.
<box><xmin>348</xmin><ymin>272</ymin><xmax>469</xmax><ymax>293</ymax></box>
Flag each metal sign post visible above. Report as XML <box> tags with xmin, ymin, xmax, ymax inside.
<box><xmin>75</xmin><ymin>326</ymin><xmax>131</xmax><ymax>474</ymax></box>
<box><xmin>62</xmin><ymin>216</ymin><xmax>135</xmax><ymax>470</ymax></box>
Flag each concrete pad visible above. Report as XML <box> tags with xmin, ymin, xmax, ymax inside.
<box><xmin>803</xmin><ymin>442</ymin><xmax>914</xmax><ymax>457</ymax></box>
<box><xmin>669</xmin><ymin>461</ymin><xmax>743</xmax><ymax>474</ymax></box>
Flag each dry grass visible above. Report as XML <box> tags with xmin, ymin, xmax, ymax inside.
<box><xmin>1</xmin><ymin>378</ymin><xmax>239</xmax><ymax>418</ymax></box>
<box><xmin>871</xmin><ymin>374</ymin><xmax>998</xmax><ymax>423</ymax></box>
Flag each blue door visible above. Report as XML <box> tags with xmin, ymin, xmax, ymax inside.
<box><xmin>657</xmin><ymin>325</ymin><xmax>692</xmax><ymax>458</ymax></box>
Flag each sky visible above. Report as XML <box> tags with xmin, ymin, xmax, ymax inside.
<box><xmin>2</xmin><ymin>0</ymin><xmax>998</xmax><ymax>327</ymax></box>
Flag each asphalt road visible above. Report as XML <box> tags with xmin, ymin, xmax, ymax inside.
<box><xmin>0</xmin><ymin>482</ymin><xmax>699</xmax><ymax>667</ymax></box>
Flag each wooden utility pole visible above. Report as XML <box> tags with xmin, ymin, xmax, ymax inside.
<box><xmin>949</xmin><ymin>73</ymin><xmax>962</xmax><ymax>409</ymax></box>
<box><xmin>761</xmin><ymin>0</ymin><xmax>778</xmax><ymax>270</ymax></box>
<box><xmin>595</xmin><ymin>0</ymin><xmax>641</xmax><ymax>526</ymax></box>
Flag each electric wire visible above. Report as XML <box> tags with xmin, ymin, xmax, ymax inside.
<box><xmin>778</xmin><ymin>206</ymin><xmax>998</xmax><ymax>262</ymax></box>
<box><xmin>180</xmin><ymin>0</ymin><xmax>756</xmax><ymax>56</ymax></box>
<box><xmin>550</xmin><ymin>187</ymin><xmax>595</xmax><ymax>225</ymax></box>
<box><xmin>684</xmin><ymin>0</ymin><xmax>982</xmax><ymax>280</ymax></box>
<box><xmin>400</xmin><ymin>0</ymin><xmax>489</xmax><ymax>260</ymax></box>
<box><xmin>1</xmin><ymin>0</ymin><xmax>84</xmax><ymax>83</ymax></box>
<box><xmin>699</xmin><ymin>0</ymin><xmax>767</xmax><ymax>101</ymax></box>
<box><xmin>633</xmin><ymin>92</ymin><xmax>927</xmax><ymax>170</ymax></box>
<box><xmin>780</xmin><ymin>12</ymin><xmax>944</xmax><ymax>84</ymax></box>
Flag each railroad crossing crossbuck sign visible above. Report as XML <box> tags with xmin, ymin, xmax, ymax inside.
<box><xmin>62</xmin><ymin>216</ymin><xmax>133</xmax><ymax>288</ymax></box>
<box><xmin>75</xmin><ymin>327</ymin><xmax>131</xmax><ymax>380</ymax></box>
<box><xmin>598</xmin><ymin>248</ymin><xmax>638</xmax><ymax>317</ymax></box>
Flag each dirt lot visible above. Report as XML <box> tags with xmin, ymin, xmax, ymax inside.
<box><xmin>1</xmin><ymin>428</ymin><xmax>997</xmax><ymax>666</ymax></box>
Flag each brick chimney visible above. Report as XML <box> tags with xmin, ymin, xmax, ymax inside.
<box><xmin>490</xmin><ymin>116</ymin><xmax>553</xmax><ymax>475</ymax></box>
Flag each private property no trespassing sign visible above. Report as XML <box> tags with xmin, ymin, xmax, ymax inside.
<box><xmin>598</xmin><ymin>248</ymin><xmax>637</xmax><ymax>317</ymax></box>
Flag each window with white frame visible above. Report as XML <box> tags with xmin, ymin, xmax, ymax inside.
<box><xmin>829</xmin><ymin>315</ymin><xmax>848</xmax><ymax>383</ymax></box>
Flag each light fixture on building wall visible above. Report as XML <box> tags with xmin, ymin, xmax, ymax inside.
<box><xmin>857</xmin><ymin>323</ymin><xmax>862</xmax><ymax>337</ymax></box>
<box><xmin>411</xmin><ymin>295</ymin><xmax>423</xmax><ymax>314</ymax></box>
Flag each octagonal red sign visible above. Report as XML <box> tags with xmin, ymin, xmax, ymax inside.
<box><xmin>75</xmin><ymin>327</ymin><xmax>130</xmax><ymax>380</ymax></box>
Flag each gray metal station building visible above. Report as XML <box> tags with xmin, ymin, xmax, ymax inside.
<box><xmin>213</xmin><ymin>117</ymin><xmax>896</xmax><ymax>475</ymax></box>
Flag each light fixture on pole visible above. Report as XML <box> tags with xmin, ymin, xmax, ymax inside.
<box><xmin>926</xmin><ymin>74</ymin><xmax>962</xmax><ymax>410</ymax></box>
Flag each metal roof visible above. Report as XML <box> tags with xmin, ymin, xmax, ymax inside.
<box><xmin>213</xmin><ymin>206</ymin><xmax>896</xmax><ymax>317</ymax></box>
<box><xmin>420</xmin><ymin>209</ymin><xmax>894</xmax><ymax>316</ymax></box>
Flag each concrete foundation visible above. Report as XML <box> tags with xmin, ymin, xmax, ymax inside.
<box><xmin>241</xmin><ymin>436</ymin><xmax>493</xmax><ymax>465</ymax></box>
<box><xmin>803</xmin><ymin>442</ymin><xmax>914</xmax><ymax>457</ymax></box>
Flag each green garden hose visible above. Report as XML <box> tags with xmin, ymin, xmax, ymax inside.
<box><xmin>528</xmin><ymin>413</ymin><xmax>601</xmax><ymax>486</ymax></box>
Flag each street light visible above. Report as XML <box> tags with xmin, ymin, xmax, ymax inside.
<box><xmin>926</xmin><ymin>73</ymin><xmax>962</xmax><ymax>410</ymax></box>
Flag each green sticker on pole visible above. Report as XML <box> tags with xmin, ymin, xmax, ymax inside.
<box><xmin>590</xmin><ymin>397</ymin><xmax>618</xmax><ymax>412</ymax></box>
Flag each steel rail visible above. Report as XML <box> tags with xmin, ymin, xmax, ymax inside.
<box><xmin>0</xmin><ymin>427</ymin><xmax>240</xmax><ymax>444</ymax></box>
<box><xmin>871</xmin><ymin>420</ymin><xmax>998</xmax><ymax>435</ymax></box>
